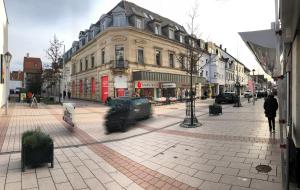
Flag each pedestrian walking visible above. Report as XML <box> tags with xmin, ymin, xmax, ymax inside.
<box><xmin>63</xmin><ymin>90</ymin><xmax>66</xmax><ymax>100</ymax></box>
<box><xmin>263</xmin><ymin>94</ymin><xmax>278</xmax><ymax>133</ymax></box>
<box><xmin>67</xmin><ymin>91</ymin><xmax>71</xmax><ymax>99</ymax></box>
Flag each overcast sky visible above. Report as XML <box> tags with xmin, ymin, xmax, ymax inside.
<box><xmin>5</xmin><ymin>0</ymin><xmax>275</xmax><ymax>76</ymax></box>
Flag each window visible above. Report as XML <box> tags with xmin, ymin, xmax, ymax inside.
<box><xmin>155</xmin><ymin>49</ymin><xmax>161</xmax><ymax>66</ymax></box>
<box><xmin>137</xmin><ymin>48</ymin><xmax>144</xmax><ymax>64</ymax></box>
<box><xmin>180</xmin><ymin>35</ymin><xmax>184</xmax><ymax>43</ymax></box>
<box><xmin>114</xmin><ymin>15</ymin><xmax>124</xmax><ymax>26</ymax></box>
<box><xmin>115</xmin><ymin>45</ymin><xmax>124</xmax><ymax>66</ymax></box>
<box><xmin>169</xmin><ymin>52</ymin><xmax>174</xmax><ymax>68</ymax></box>
<box><xmin>169</xmin><ymin>29</ymin><xmax>175</xmax><ymax>39</ymax></box>
<box><xmin>206</xmin><ymin>71</ymin><xmax>208</xmax><ymax>76</ymax></box>
<box><xmin>91</xmin><ymin>54</ymin><xmax>95</xmax><ymax>68</ymax></box>
<box><xmin>136</xmin><ymin>18</ymin><xmax>142</xmax><ymax>29</ymax></box>
<box><xmin>200</xmin><ymin>70</ymin><xmax>203</xmax><ymax>77</ymax></box>
<box><xmin>72</xmin><ymin>64</ymin><xmax>76</xmax><ymax>74</ymax></box>
<box><xmin>154</xmin><ymin>24</ymin><xmax>160</xmax><ymax>35</ymax></box>
<box><xmin>80</xmin><ymin>60</ymin><xmax>83</xmax><ymax>71</ymax></box>
<box><xmin>101</xmin><ymin>48</ymin><xmax>105</xmax><ymax>64</ymax></box>
<box><xmin>80</xmin><ymin>80</ymin><xmax>83</xmax><ymax>94</ymax></box>
<box><xmin>85</xmin><ymin>57</ymin><xmax>88</xmax><ymax>70</ymax></box>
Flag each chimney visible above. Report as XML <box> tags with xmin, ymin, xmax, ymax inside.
<box><xmin>220</xmin><ymin>44</ymin><xmax>222</xmax><ymax>49</ymax></box>
<box><xmin>224</xmin><ymin>48</ymin><xmax>227</xmax><ymax>52</ymax></box>
<box><xmin>26</xmin><ymin>53</ymin><xmax>29</xmax><ymax>58</ymax></box>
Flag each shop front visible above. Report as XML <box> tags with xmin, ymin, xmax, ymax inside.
<box><xmin>114</xmin><ymin>75</ymin><xmax>128</xmax><ymax>97</ymax></box>
<box><xmin>161</xmin><ymin>83</ymin><xmax>176</xmax><ymax>97</ymax></box>
<box><xmin>134</xmin><ymin>81</ymin><xmax>159</xmax><ymax>100</ymax></box>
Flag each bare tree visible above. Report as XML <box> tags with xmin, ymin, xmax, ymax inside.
<box><xmin>177</xmin><ymin>1</ymin><xmax>215</xmax><ymax>127</ymax></box>
<box><xmin>43</xmin><ymin>35</ymin><xmax>64</xmax><ymax>97</ymax></box>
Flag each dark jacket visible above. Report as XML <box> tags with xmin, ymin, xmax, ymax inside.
<box><xmin>264</xmin><ymin>95</ymin><xmax>278</xmax><ymax>118</ymax></box>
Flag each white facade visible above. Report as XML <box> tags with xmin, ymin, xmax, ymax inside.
<box><xmin>0</xmin><ymin>0</ymin><xmax>8</xmax><ymax>108</ymax></box>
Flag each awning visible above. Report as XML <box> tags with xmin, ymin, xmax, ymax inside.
<box><xmin>239</xmin><ymin>29</ymin><xmax>282</xmax><ymax>77</ymax></box>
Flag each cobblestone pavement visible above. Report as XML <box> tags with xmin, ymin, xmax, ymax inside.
<box><xmin>0</xmin><ymin>98</ymin><xmax>282</xmax><ymax>189</ymax></box>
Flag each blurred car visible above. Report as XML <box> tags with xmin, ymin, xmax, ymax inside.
<box><xmin>243</xmin><ymin>90</ymin><xmax>253</xmax><ymax>98</ymax></box>
<box><xmin>215</xmin><ymin>92</ymin><xmax>238</xmax><ymax>104</ymax></box>
<box><xmin>257</xmin><ymin>90</ymin><xmax>268</xmax><ymax>98</ymax></box>
<box><xmin>105</xmin><ymin>97</ymin><xmax>152</xmax><ymax>133</ymax></box>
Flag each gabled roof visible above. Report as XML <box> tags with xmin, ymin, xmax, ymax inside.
<box><xmin>23</xmin><ymin>57</ymin><xmax>43</xmax><ymax>74</ymax></box>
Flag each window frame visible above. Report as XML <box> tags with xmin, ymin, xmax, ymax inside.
<box><xmin>101</xmin><ymin>48</ymin><xmax>105</xmax><ymax>64</ymax></box>
<box><xmin>169</xmin><ymin>52</ymin><xmax>174</xmax><ymax>68</ymax></box>
<box><xmin>155</xmin><ymin>49</ymin><xmax>161</xmax><ymax>66</ymax></box>
<box><xmin>137</xmin><ymin>47</ymin><xmax>144</xmax><ymax>64</ymax></box>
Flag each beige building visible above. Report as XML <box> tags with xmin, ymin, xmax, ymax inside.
<box><xmin>0</xmin><ymin>0</ymin><xmax>9</xmax><ymax>108</ymax></box>
<box><xmin>64</xmin><ymin>1</ymin><xmax>205</xmax><ymax>103</ymax></box>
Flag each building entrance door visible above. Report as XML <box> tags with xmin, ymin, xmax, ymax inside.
<box><xmin>101</xmin><ymin>76</ymin><xmax>108</xmax><ymax>102</ymax></box>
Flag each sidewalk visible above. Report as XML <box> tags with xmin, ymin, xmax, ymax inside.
<box><xmin>0</xmin><ymin>98</ymin><xmax>282</xmax><ymax>189</ymax></box>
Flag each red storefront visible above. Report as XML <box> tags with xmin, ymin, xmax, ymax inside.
<box><xmin>101</xmin><ymin>76</ymin><xmax>108</xmax><ymax>102</ymax></box>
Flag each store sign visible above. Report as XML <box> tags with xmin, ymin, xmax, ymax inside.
<box><xmin>161</xmin><ymin>83</ymin><xmax>176</xmax><ymax>88</ymax></box>
<box><xmin>135</xmin><ymin>81</ymin><xmax>159</xmax><ymax>88</ymax></box>
<box><xmin>114</xmin><ymin>75</ymin><xmax>128</xmax><ymax>88</ymax></box>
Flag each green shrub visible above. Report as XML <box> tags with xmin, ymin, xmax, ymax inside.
<box><xmin>22</xmin><ymin>129</ymin><xmax>53</xmax><ymax>149</ymax></box>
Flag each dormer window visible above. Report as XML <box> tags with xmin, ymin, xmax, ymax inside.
<box><xmin>180</xmin><ymin>35</ymin><xmax>184</xmax><ymax>43</ymax></box>
<box><xmin>135</xmin><ymin>17</ymin><xmax>142</xmax><ymax>29</ymax></box>
<box><xmin>169</xmin><ymin>29</ymin><xmax>175</xmax><ymax>39</ymax></box>
<box><xmin>154</xmin><ymin>24</ymin><xmax>161</xmax><ymax>35</ymax></box>
<box><xmin>113</xmin><ymin>14</ymin><xmax>125</xmax><ymax>27</ymax></box>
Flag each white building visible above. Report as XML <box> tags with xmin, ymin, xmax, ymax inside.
<box><xmin>0</xmin><ymin>0</ymin><xmax>9</xmax><ymax>108</ymax></box>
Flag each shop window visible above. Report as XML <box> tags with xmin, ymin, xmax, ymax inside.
<box><xmin>155</xmin><ymin>49</ymin><xmax>161</xmax><ymax>66</ymax></box>
<box><xmin>137</xmin><ymin>48</ymin><xmax>144</xmax><ymax>64</ymax></box>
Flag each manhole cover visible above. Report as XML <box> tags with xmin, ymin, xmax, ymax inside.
<box><xmin>255</xmin><ymin>165</ymin><xmax>272</xmax><ymax>173</ymax></box>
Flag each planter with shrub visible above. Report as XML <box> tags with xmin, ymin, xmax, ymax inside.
<box><xmin>209</xmin><ymin>103</ymin><xmax>222</xmax><ymax>115</ymax></box>
<box><xmin>21</xmin><ymin>129</ymin><xmax>54</xmax><ymax>172</ymax></box>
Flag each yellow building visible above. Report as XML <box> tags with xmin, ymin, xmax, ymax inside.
<box><xmin>64</xmin><ymin>1</ymin><xmax>205</xmax><ymax>102</ymax></box>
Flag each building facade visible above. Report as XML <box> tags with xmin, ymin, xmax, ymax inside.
<box><xmin>23</xmin><ymin>55</ymin><xmax>43</xmax><ymax>94</ymax></box>
<box><xmin>0</xmin><ymin>0</ymin><xmax>8</xmax><ymax>108</ymax></box>
<box><xmin>64</xmin><ymin>1</ymin><xmax>205</xmax><ymax>102</ymax></box>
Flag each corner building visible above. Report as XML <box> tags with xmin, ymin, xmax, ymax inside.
<box><xmin>64</xmin><ymin>1</ymin><xmax>205</xmax><ymax>102</ymax></box>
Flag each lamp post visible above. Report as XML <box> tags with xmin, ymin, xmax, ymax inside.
<box><xmin>234</xmin><ymin>65</ymin><xmax>242</xmax><ymax>107</ymax></box>
<box><xmin>4</xmin><ymin>52</ymin><xmax>12</xmax><ymax>115</ymax></box>
<box><xmin>252</xmin><ymin>69</ymin><xmax>255</xmax><ymax>105</ymax></box>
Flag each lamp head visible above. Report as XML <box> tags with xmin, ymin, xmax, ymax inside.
<box><xmin>4</xmin><ymin>52</ymin><xmax>12</xmax><ymax>64</ymax></box>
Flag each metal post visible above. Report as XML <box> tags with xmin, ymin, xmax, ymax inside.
<box><xmin>5</xmin><ymin>62</ymin><xmax>9</xmax><ymax>115</ymax></box>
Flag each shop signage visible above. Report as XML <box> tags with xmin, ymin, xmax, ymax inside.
<box><xmin>161</xmin><ymin>83</ymin><xmax>176</xmax><ymax>88</ymax></box>
<box><xmin>114</xmin><ymin>75</ymin><xmax>128</xmax><ymax>88</ymax></box>
<box><xmin>135</xmin><ymin>81</ymin><xmax>159</xmax><ymax>88</ymax></box>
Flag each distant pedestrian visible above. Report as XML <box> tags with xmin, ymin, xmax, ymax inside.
<box><xmin>63</xmin><ymin>90</ymin><xmax>66</xmax><ymax>99</ymax></box>
<box><xmin>68</xmin><ymin>91</ymin><xmax>71</xmax><ymax>99</ymax></box>
<box><xmin>263</xmin><ymin>94</ymin><xmax>278</xmax><ymax>133</ymax></box>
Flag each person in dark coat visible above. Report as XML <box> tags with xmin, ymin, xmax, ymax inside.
<box><xmin>263</xmin><ymin>94</ymin><xmax>278</xmax><ymax>132</ymax></box>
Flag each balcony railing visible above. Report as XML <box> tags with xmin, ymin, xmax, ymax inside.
<box><xmin>111</xmin><ymin>60</ymin><xmax>129</xmax><ymax>69</ymax></box>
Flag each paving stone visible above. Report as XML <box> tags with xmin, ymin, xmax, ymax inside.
<box><xmin>76</xmin><ymin>165</ymin><xmax>94</xmax><ymax>179</ymax></box>
<box><xmin>202</xmin><ymin>154</ymin><xmax>222</xmax><ymax>160</ymax></box>
<box><xmin>104</xmin><ymin>181</ymin><xmax>123</xmax><ymax>190</ymax></box>
<box><xmin>66</xmin><ymin>172</ymin><xmax>87</xmax><ymax>189</ymax></box>
<box><xmin>190</xmin><ymin>163</ymin><xmax>215</xmax><ymax>172</ymax></box>
<box><xmin>250</xmin><ymin>179</ymin><xmax>281</xmax><ymax>190</ymax></box>
<box><xmin>174</xmin><ymin>164</ymin><xmax>198</xmax><ymax>176</ymax></box>
<box><xmin>109</xmin><ymin>171</ymin><xmax>133</xmax><ymax>187</ymax></box>
<box><xmin>85</xmin><ymin>178</ymin><xmax>106</xmax><ymax>190</ymax></box>
<box><xmin>55</xmin><ymin>182</ymin><xmax>73</xmax><ymax>190</ymax></box>
<box><xmin>6</xmin><ymin>169</ymin><xmax>21</xmax><ymax>183</ymax></box>
<box><xmin>193</xmin><ymin>171</ymin><xmax>221</xmax><ymax>182</ymax></box>
<box><xmin>213</xmin><ymin>166</ymin><xmax>239</xmax><ymax>176</ymax></box>
<box><xmin>220</xmin><ymin>175</ymin><xmax>251</xmax><ymax>187</ymax></box>
<box><xmin>22</xmin><ymin>172</ymin><xmax>38</xmax><ymax>189</ymax></box>
<box><xmin>50</xmin><ymin>168</ymin><xmax>68</xmax><ymax>183</ymax></box>
<box><xmin>61</xmin><ymin>162</ymin><xmax>77</xmax><ymax>174</ymax></box>
<box><xmin>231</xmin><ymin>186</ymin><xmax>258</xmax><ymax>190</ymax></box>
<box><xmin>238</xmin><ymin>169</ymin><xmax>268</xmax><ymax>180</ymax></box>
<box><xmin>92</xmin><ymin>168</ymin><xmax>114</xmax><ymax>184</ymax></box>
<box><xmin>37</xmin><ymin>177</ymin><xmax>56</xmax><ymax>190</ymax></box>
<box><xmin>157</xmin><ymin>167</ymin><xmax>181</xmax><ymax>178</ymax></box>
<box><xmin>5</xmin><ymin>182</ymin><xmax>21</xmax><ymax>190</ymax></box>
<box><xmin>176</xmin><ymin>173</ymin><xmax>203</xmax><ymax>187</ymax></box>
<box><xmin>229</xmin><ymin>162</ymin><xmax>251</xmax><ymax>170</ymax></box>
<box><xmin>199</xmin><ymin>181</ymin><xmax>231</xmax><ymax>190</ymax></box>
<box><xmin>207</xmin><ymin>160</ymin><xmax>230</xmax><ymax>167</ymax></box>
<box><xmin>36</xmin><ymin>167</ymin><xmax>51</xmax><ymax>178</ymax></box>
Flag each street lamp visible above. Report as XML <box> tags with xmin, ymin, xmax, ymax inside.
<box><xmin>4</xmin><ymin>52</ymin><xmax>12</xmax><ymax>115</ymax></box>
<box><xmin>252</xmin><ymin>69</ymin><xmax>256</xmax><ymax>105</ymax></box>
<box><xmin>234</xmin><ymin>65</ymin><xmax>242</xmax><ymax>107</ymax></box>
